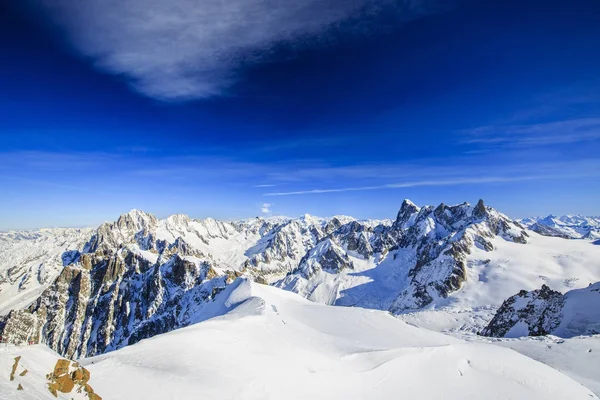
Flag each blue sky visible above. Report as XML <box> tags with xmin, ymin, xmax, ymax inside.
<box><xmin>1</xmin><ymin>0</ymin><xmax>600</xmax><ymax>229</ymax></box>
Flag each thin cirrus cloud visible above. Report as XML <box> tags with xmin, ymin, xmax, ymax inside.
<box><xmin>263</xmin><ymin>163</ymin><xmax>600</xmax><ymax>196</ymax></box>
<box><xmin>463</xmin><ymin>118</ymin><xmax>600</xmax><ymax>148</ymax></box>
<box><xmin>32</xmin><ymin>0</ymin><xmax>440</xmax><ymax>101</ymax></box>
<box><xmin>263</xmin><ymin>176</ymin><xmax>545</xmax><ymax>196</ymax></box>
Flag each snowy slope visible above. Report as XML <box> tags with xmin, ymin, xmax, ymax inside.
<box><xmin>481</xmin><ymin>281</ymin><xmax>600</xmax><ymax>338</ymax></box>
<box><xmin>3</xmin><ymin>201</ymin><xmax>600</xmax><ymax>358</ymax></box>
<box><xmin>3</xmin><ymin>278</ymin><xmax>597</xmax><ymax>400</ymax></box>
<box><xmin>0</xmin><ymin>228</ymin><xmax>92</xmax><ymax>315</ymax></box>
<box><xmin>483</xmin><ymin>335</ymin><xmax>600</xmax><ymax>396</ymax></box>
<box><xmin>398</xmin><ymin>232</ymin><xmax>600</xmax><ymax>332</ymax></box>
<box><xmin>0</xmin><ymin>344</ymin><xmax>100</xmax><ymax>400</ymax></box>
<box><xmin>521</xmin><ymin>215</ymin><xmax>600</xmax><ymax>239</ymax></box>
<box><xmin>278</xmin><ymin>223</ymin><xmax>600</xmax><ymax>333</ymax></box>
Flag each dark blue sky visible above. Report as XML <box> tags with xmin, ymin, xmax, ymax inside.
<box><xmin>1</xmin><ymin>0</ymin><xmax>600</xmax><ymax>229</ymax></box>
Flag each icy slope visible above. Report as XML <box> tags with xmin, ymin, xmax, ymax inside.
<box><xmin>0</xmin><ymin>344</ymin><xmax>104</xmax><ymax>400</ymax></box>
<box><xmin>79</xmin><ymin>280</ymin><xmax>600</xmax><ymax>399</ymax></box>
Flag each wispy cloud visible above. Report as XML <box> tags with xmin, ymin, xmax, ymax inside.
<box><xmin>264</xmin><ymin>175</ymin><xmax>545</xmax><ymax>196</ymax></box>
<box><xmin>5</xmin><ymin>150</ymin><xmax>600</xmax><ymax>201</ymax></box>
<box><xmin>34</xmin><ymin>0</ymin><xmax>438</xmax><ymax>100</ymax></box>
<box><xmin>463</xmin><ymin>118</ymin><xmax>600</xmax><ymax>148</ymax></box>
<box><xmin>260</xmin><ymin>203</ymin><xmax>273</xmax><ymax>214</ymax></box>
<box><xmin>263</xmin><ymin>170</ymin><xmax>600</xmax><ymax>196</ymax></box>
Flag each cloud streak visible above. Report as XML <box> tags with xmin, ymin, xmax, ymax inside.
<box><xmin>34</xmin><ymin>0</ymin><xmax>437</xmax><ymax>100</ymax></box>
<box><xmin>263</xmin><ymin>173</ymin><xmax>599</xmax><ymax>196</ymax></box>
<box><xmin>463</xmin><ymin>118</ymin><xmax>600</xmax><ymax>148</ymax></box>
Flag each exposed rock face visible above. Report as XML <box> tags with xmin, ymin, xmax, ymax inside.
<box><xmin>331</xmin><ymin>221</ymin><xmax>374</xmax><ymax>259</ymax></box>
<box><xmin>481</xmin><ymin>282</ymin><xmax>600</xmax><ymax>338</ymax></box>
<box><xmin>10</xmin><ymin>356</ymin><xmax>20</xmax><ymax>381</ymax></box>
<box><xmin>389</xmin><ymin>200</ymin><xmax>528</xmax><ymax>311</ymax></box>
<box><xmin>277</xmin><ymin>199</ymin><xmax>529</xmax><ymax>313</ymax></box>
<box><xmin>528</xmin><ymin>223</ymin><xmax>572</xmax><ymax>239</ymax></box>
<box><xmin>480</xmin><ymin>285</ymin><xmax>564</xmax><ymax>337</ymax></box>
<box><xmin>296</xmin><ymin>239</ymin><xmax>354</xmax><ymax>279</ymax></box>
<box><xmin>245</xmin><ymin>219</ymin><xmax>325</xmax><ymax>274</ymax></box>
<box><xmin>0</xmin><ymin>227</ymin><xmax>92</xmax><ymax>315</ymax></box>
<box><xmin>46</xmin><ymin>358</ymin><xmax>101</xmax><ymax>399</ymax></box>
<box><xmin>0</xmin><ymin>243</ymin><xmax>237</xmax><ymax>358</ymax></box>
<box><xmin>1</xmin><ymin>200</ymin><xmax>531</xmax><ymax>357</ymax></box>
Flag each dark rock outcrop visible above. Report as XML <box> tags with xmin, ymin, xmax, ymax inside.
<box><xmin>480</xmin><ymin>285</ymin><xmax>564</xmax><ymax>337</ymax></box>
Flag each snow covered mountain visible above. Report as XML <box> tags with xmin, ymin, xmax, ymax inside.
<box><xmin>0</xmin><ymin>228</ymin><xmax>93</xmax><ymax>315</ymax></box>
<box><xmin>277</xmin><ymin>199</ymin><xmax>533</xmax><ymax>313</ymax></box>
<box><xmin>1</xmin><ymin>278</ymin><xmax>597</xmax><ymax>400</ymax></box>
<box><xmin>1</xmin><ymin>199</ymin><xmax>600</xmax><ymax>361</ymax></box>
<box><xmin>480</xmin><ymin>282</ymin><xmax>600</xmax><ymax>338</ymax></box>
<box><xmin>520</xmin><ymin>215</ymin><xmax>600</xmax><ymax>240</ymax></box>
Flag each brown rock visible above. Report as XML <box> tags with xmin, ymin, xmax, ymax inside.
<box><xmin>53</xmin><ymin>359</ymin><xmax>71</xmax><ymax>376</ymax></box>
<box><xmin>10</xmin><ymin>356</ymin><xmax>21</xmax><ymax>381</ymax></box>
<box><xmin>54</xmin><ymin>373</ymin><xmax>75</xmax><ymax>393</ymax></box>
<box><xmin>47</xmin><ymin>382</ymin><xmax>58</xmax><ymax>397</ymax></box>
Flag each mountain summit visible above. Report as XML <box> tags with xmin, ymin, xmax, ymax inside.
<box><xmin>1</xmin><ymin>200</ymin><xmax>599</xmax><ymax>360</ymax></box>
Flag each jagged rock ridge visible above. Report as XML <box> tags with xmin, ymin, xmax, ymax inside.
<box><xmin>481</xmin><ymin>282</ymin><xmax>600</xmax><ymax>338</ymax></box>
<box><xmin>0</xmin><ymin>200</ymin><xmax>531</xmax><ymax>357</ymax></box>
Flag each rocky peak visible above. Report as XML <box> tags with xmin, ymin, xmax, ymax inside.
<box><xmin>165</xmin><ymin>213</ymin><xmax>191</xmax><ymax>227</ymax></box>
<box><xmin>118</xmin><ymin>209</ymin><xmax>157</xmax><ymax>232</ymax></box>
<box><xmin>86</xmin><ymin>210</ymin><xmax>158</xmax><ymax>253</ymax></box>
<box><xmin>393</xmin><ymin>199</ymin><xmax>420</xmax><ymax>229</ymax></box>
<box><xmin>295</xmin><ymin>239</ymin><xmax>354</xmax><ymax>279</ymax></box>
<box><xmin>479</xmin><ymin>284</ymin><xmax>564</xmax><ymax>337</ymax></box>
<box><xmin>472</xmin><ymin>199</ymin><xmax>487</xmax><ymax>219</ymax></box>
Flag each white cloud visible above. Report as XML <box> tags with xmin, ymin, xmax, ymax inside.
<box><xmin>261</xmin><ymin>203</ymin><xmax>272</xmax><ymax>214</ymax></box>
<box><xmin>34</xmin><ymin>0</ymin><xmax>435</xmax><ymax>100</ymax></box>
<box><xmin>463</xmin><ymin>118</ymin><xmax>600</xmax><ymax>148</ymax></box>
<box><xmin>263</xmin><ymin>171</ymin><xmax>600</xmax><ymax>196</ymax></box>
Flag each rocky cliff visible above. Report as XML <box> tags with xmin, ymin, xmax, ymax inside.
<box><xmin>1</xmin><ymin>200</ymin><xmax>532</xmax><ymax>357</ymax></box>
<box><xmin>481</xmin><ymin>282</ymin><xmax>600</xmax><ymax>338</ymax></box>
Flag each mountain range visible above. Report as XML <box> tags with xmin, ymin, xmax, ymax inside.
<box><xmin>1</xmin><ymin>200</ymin><xmax>599</xmax><ymax>398</ymax></box>
<box><xmin>520</xmin><ymin>214</ymin><xmax>600</xmax><ymax>240</ymax></box>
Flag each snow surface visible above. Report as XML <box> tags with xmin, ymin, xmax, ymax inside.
<box><xmin>521</xmin><ymin>214</ymin><xmax>600</xmax><ymax>239</ymax></box>
<box><xmin>0</xmin><ymin>228</ymin><xmax>92</xmax><ymax>315</ymax></box>
<box><xmin>3</xmin><ymin>278</ymin><xmax>596</xmax><ymax>399</ymax></box>
<box><xmin>0</xmin><ymin>344</ymin><xmax>91</xmax><ymax>400</ymax></box>
<box><xmin>461</xmin><ymin>334</ymin><xmax>600</xmax><ymax>396</ymax></box>
<box><xmin>2</xmin><ymin>207</ymin><xmax>600</xmax><ymax>399</ymax></box>
<box><xmin>278</xmin><ymin>230</ymin><xmax>600</xmax><ymax>334</ymax></box>
<box><xmin>392</xmin><ymin>231</ymin><xmax>600</xmax><ymax>332</ymax></box>
<box><xmin>555</xmin><ymin>282</ymin><xmax>600</xmax><ymax>337</ymax></box>
<box><xmin>0</xmin><ymin>279</ymin><xmax>597</xmax><ymax>400</ymax></box>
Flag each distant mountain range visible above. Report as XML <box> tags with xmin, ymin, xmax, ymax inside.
<box><xmin>520</xmin><ymin>214</ymin><xmax>600</xmax><ymax>240</ymax></box>
<box><xmin>1</xmin><ymin>201</ymin><xmax>599</xmax><ymax>360</ymax></box>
